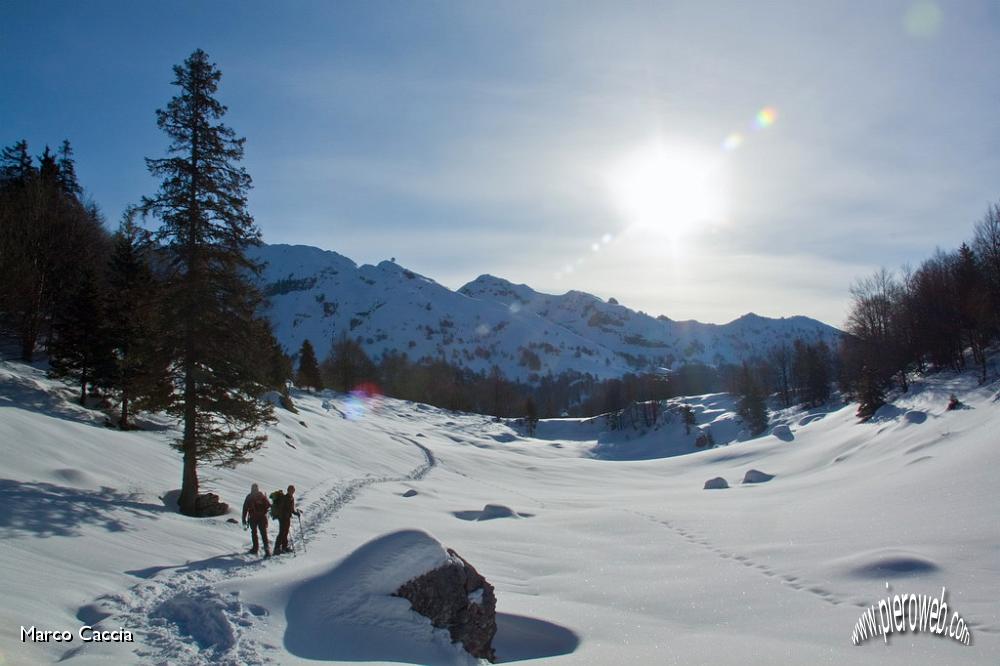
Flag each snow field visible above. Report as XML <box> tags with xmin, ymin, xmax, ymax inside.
<box><xmin>1</xmin><ymin>358</ymin><xmax>998</xmax><ymax>664</ymax></box>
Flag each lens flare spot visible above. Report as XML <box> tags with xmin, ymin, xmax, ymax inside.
<box><xmin>345</xmin><ymin>382</ymin><xmax>382</xmax><ymax>421</ymax></box>
<box><xmin>508</xmin><ymin>302</ymin><xmax>522</xmax><ymax>314</ymax></box>
<box><xmin>722</xmin><ymin>132</ymin><xmax>744</xmax><ymax>151</ymax></box>
<box><xmin>904</xmin><ymin>0</ymin><xmax>942</xmax><ymax>37</ymax></box>
<box><xmin>754</xmin><ymin>107</ymin><xmax>777</xmax><ymax>129</ymax></box>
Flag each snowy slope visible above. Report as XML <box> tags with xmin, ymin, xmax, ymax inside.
<box><xmin>2</xmin><ymin>358</ymin><xmax>998</xmax><ymax>665</ymax></box>
<box><xmin>252</xmin><ymin>244</ymin><xmax>841</xmax><ymax>381</ymax></box>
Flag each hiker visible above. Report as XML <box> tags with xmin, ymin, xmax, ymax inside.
<box><xmin>274</xmin><ymin>484</ymin><xmax>301</xmax><ymax>555</ymax></box>
<box><xmin>241</xmin><ymin>483</ymin><xmax>271</xmax><ymax>557</ymax></box>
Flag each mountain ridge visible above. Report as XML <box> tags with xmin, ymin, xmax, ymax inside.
<box><xmin>252</xmin><ymin>243</ymin><xmax>842</xmax><ymax>382</ymax></box>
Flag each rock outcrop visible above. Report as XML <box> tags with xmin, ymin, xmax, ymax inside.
<box><xmin>194</xmin><ymin>492</ymin><xmax>229</xmax><ymax>517</ymax></box>
<box><xmin>395</xmin><ymin>548</ymin><xmax>497</xmax><ymax>661</ymax></box>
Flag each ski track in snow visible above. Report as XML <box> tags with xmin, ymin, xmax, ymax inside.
<box><xmin>75</xmin><ymin>432</ymin><xmax>436</xmax><ymax>665</ymax></box>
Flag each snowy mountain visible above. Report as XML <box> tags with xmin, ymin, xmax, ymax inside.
<box><xmin>253</xmin><ymin>244</ymin><xmax>841</xmax><ymax>381</ymax></box>
<box><xmin>2</xmin><ymin>356</ymin><xmax>998</xmax><ymax>664</ymax></box>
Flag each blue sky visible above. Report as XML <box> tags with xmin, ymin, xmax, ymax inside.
<box><xmin>3</xmin><ymin>1</ymin><xmax>999</xmax><ymax>326</ymax></box>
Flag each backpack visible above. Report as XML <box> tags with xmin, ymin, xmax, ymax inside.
<box><xmin>269</xmin><ymin>490</ymin><xmax>285</xmax><ymax>520</ymax></box>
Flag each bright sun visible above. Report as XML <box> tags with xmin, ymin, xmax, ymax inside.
<box><xmin>608</xmin><ymin>140</ymin><xmax>725</xmax><ymax>239</ymax></box>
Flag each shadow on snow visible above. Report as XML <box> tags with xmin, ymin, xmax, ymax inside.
<box><xmin>0</xmin><ymin>478</ymin><xmax>166</xmax><ymax>538</ymax></box>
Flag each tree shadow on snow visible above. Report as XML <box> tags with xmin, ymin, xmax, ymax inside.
<box><xmin>0</xmin><ymin>479</ymin><xmax>167</xmax><ymax>538</ymax></box>
<box><xmin>126</xmin><ymin>553</ymin><xmax>251</xmax><ymax>580</ymax></box>
<box><xmin>0</xmin><ymin>371</ymin><xmax>109</xmax><ymax>428</ymax></box>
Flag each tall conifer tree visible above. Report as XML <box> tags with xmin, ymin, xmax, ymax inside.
<box><xmin>105</xmin><ymin>211</ymin><xmax>170</xmax><ymax>428</ymax></box>
<box><xmin>296</xmin><ymin>339</ymin><xmax>323</xmax><ymax>391</ymax></box>
<box><xmin>48</xmin><ymin>267</ymin><xmax>114</xmax><ymax>404</ymax></box>
<box><xmin>141</xmin><ymin>49</ymin><xmax>274</xmax><ymax>516</ymax></box>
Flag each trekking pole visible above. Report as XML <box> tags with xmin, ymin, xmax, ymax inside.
<box><xmin>296</xmin><ymin>512</ymin><xmax>307</xmax><ymax>553</ymax></box>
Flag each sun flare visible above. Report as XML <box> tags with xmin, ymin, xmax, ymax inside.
<box><xmin>608</xmin><ymin>140</ymin><xmax>726</xmax><ymax>239</ymax></box>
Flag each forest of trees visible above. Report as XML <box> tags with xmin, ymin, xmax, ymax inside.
<box><xmin>0</xmin><ymin>140</ymin><xmax>107</xmax><ymax>364</ymax></box>
<box><xmin>284</xmin><ymin>332</ymin><xmax>837</xmax><ymax>429</ymax></box>
<box><xmin>839</xmin><ymin>205</ymin><xmax>1000</xmax><ymax>419</ymax></box>
<box><xmin>0</xmin><ymin>50</ymin><xmax>293</xmax><ymax>516</ymax></box>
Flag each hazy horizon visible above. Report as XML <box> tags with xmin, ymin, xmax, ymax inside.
<box><xmin>4</xmin><ymin>1</ymin><xmax>999</xmax><ymax>328</ymax></box>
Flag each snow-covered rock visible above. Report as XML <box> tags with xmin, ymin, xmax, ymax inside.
<box><xmin>770</xmin><ymin>424</ymin><xmax>793</xmax><ymax>441</ymax></box>
<box><xmin>284</xmin><ymin>530</ymin><xmax>482</xmax><ymax>663</ymax></box>
<box><xmin>742</xmin><ymin>469</ymin><xmax>775</xmax><ymax>484</ymax></box>
<box><xmin>395</xmin><ymin>543</ymin><xmax>498</xmax><ymax>661</ymax></box>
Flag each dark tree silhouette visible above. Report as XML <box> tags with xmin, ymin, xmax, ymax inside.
<box><xmin>296</xmin><ymin>339</ymin><xmax>323</xmax><ymax>391</ymax></box>
<box><xmin>680</xmin><ymin>404</ymin><xmax>696</xmax><ymax>434</ymax></box>
<box><xmin>48</xmin><ymin>267</ymin><xmax>114</xmax><ymax>404</ymax></box>
<box><xmin>56</xmin><ymin>140</ymin><xmax>81</xmax><ymax>197</ymax></box>
<box><xmin>322</xmin><ymin>335</ymin><xmax>375</xmax><ymax>393</ymax></box>
<box><xmin>0</xmin><ymin>139</ymin><xmax>108</xmax><ymax>361</ymax></box>
<box><xmin>524</xmin><ymin>396</ymin><xmax>539</xmax><ymax>435</ymax></box>
<box><xmin>105</xmin><ymin>211</ymin><xmax>170</xmax><ymax>428</ymax></box>
<box><xmin>140</xmin><ymin>49</ymin><xmax>274</xmax><ymax>516</ymax></box>
<box><xmin>736</xmin><ymin>362</ymin><xmax>768</xmax><ymax>435</ymax></box>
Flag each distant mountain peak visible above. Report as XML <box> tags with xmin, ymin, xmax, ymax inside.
<box><xmin>253</xmin><ymin>242</ymin><xmax>842</xmax><ymax>381</ymax></box>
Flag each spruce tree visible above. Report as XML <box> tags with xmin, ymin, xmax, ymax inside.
<box><xmin>105</xmin><ymin>211</ymin><xmax>170</xmax><ymax>429</ymax></box>
<box><xmin>0</xmin><ymin>140</ymin><xmax>34</xmax><ymax>182</ymax></box>
<box><xmin>56</xmin><ymin>140</ymin><xmax>82</xmax><ymax>197</ymax></box>
<box><xmin>737</xmin><ymin>363</ymin><xmax>768</xmax><ymax>435</ymax></box>
<box><xmin>38</xmin><ymin>145</ymin><xmax>59</xmax><ymax>182</ymax></box>
<box><xmin>296</xmin><ymin>339</ymin><xmax>323</xmax><ymax>391</ymax></box>
<box><xmin>0</xmin><ymin>139</ymin><xmax>108</xmax><ymax>361</ymax></box>
<box><xmin>855</xmin><ymin>364</ymin><xmax>885</xmax><ymax>421</ymax></box>
<box><xmin>0</xmin><ymin>140</ymin><xmax>42</xmax><ymax>360</ymax></box>
<box><xmin>255</xmin><ymin>323</ymin><xmax>293</xmax><ymax>390</ymax></box>
<box><xmin>323</xmin><ymin>335</ymin><xmax>375</xmax><ymax>393</ymax></box>
<box><xmin>257</xmin><ymin>326</ymin><xmax>295</xmax><ymax>411</ymax></box>
<box><xmin>48</xmin><ymin>267</ymin><xmax>114</xmax><ymax>404</ymax></box>
<box><xmin>680</xmin><ymin>404</ymin><xmax>696</xmax><ymax>434</ymax></box>
<box><xmin>140</xmin><ymin>49</ymin><xmax>274</xmax><ymax>516</ymax></box>
<box><xmin>524</xmin><ymin>396</ymin><xmax>539</xmax><ymax>435</ymax></box>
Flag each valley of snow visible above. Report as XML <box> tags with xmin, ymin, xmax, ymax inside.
<box><xmin>1</xmin><ymin>357</ymin><xmax>998</xmax><ymax>665</ymax></box>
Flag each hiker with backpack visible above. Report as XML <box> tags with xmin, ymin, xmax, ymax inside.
<box><xmin>241</xmin><ymin>483</ymin><xmax>271</xmax><ymax>557</ymax></box>
<box><xmin>271</xmin><ymin>484</ymin><xmax>301</xmax><ymax>555</ymax></box>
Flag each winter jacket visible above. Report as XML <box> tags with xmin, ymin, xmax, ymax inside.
<box><xmin>242</xmin><ymin>491</ymin><xmax>271</xmax><ymax>523</ymax></box>
<box><xmin>277</xmin><ymin>494</ymin><xmax>295</xmax><ymax>521</ymax></box>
